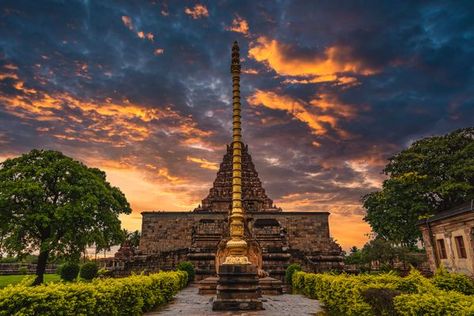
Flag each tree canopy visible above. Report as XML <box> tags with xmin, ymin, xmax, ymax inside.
<box><xmin>0</xmin><ymin>149</ymin><xmax>131</xmax><ymax>284</ymax></box>
<box><xmin>363</xmin><ymin>127</ymin><xmax>474</xmax><ymax>247</ymax></box>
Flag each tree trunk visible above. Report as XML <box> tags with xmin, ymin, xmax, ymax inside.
<box><xmin>32</xmin><ymin>250</ymin><xmax>49</xmax><ymax>286</ymax></box>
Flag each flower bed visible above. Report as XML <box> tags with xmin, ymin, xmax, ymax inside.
<box><xmin>0</xmin><ymin>271</ymin><xmax>187</xmax><ymax>316</ymax></box>
<box><xmin>292</xmin><ymin>269</ymin><xmax>474</xmax><ymax>316</ymax></box>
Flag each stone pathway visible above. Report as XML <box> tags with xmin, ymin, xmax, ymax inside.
<box><xmin>146</xmin><ymin>285</ymin><xmax>323</xmax><ymax>316</ymax></box>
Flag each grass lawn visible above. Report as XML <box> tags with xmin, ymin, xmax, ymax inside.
<box><xmin>0</xmin><ymin>274</ymin><xmax>61</xmax><ymax>288</ymax></box>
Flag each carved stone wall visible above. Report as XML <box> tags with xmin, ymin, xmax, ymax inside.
<box><xmin>139</xmin><ymin>211</ymin><xmax>343</xmax><ymax>280</ymax></box>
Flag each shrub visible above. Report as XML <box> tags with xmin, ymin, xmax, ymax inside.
<box><xmin>394</xmin><ymin>268</ymin><xmax>435</xmax><ymax>294</ymax></box>
<box><xmin>292</xmin><ymin>271</ymin><xmax>306</xmax><ymax>293</ymax></box>
<box><xmin>60</xmin><ymin>262</ymin><xmax>80</xmax><ymax>282</ymax></box>
<box><xmin>394</xmin><ymin>290</ymin><xmax>474</xmax><ymax>316</ymax></box>
<box><xmin>0</xmin><ymin>270</ymin><xmax>188</xmax><ymax>316</ymax></box>
<box><xmin>97</xmin><ymin>268</ymin><xmax>112</xmax><ymax>278</ymax></box>
<box><xmin>362</xmin><ymin>287</ymin><xmax>401</xmax><ymax>316</ymax></box>
<box><xmin>293</xmin><ymin>268</ymin><xmax>474</xmax><ymax>316</ymax></box>
<box><xmin>18</xmin><ymin>266</ymin><xmax>28</xmax><ymax>275</ymax></box>
<box><xmin>80</xmin><ymin>262</ymin><xmax>99</xmax><ymax>280</ymax></box>
<box><xmin>177</xmin><ymin>261</ymin><xmax>195</xmax><ymax>284</ymax></box>
<box><xmin>285</xmin><ymin>263</ymin><xmax>302</xmax><ymax>285</ymax></box>
<box><xmin>432</xmin><ymin>266</ymin><xmax>474</xmax><ymax>295</ymax></box>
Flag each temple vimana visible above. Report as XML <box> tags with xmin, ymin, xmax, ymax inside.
<box><xmin>116</xmin><ymin>43</ymin><xmax>344</xmax><ymax>281</ymax></box>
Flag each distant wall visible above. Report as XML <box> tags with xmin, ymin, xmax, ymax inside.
<box><xmin>140</xmin><ymin>211</ymin><xmax>339</xmax><ymax>255</ymax></box>
<box><xmin>0</xmin><ymin>263</ymin><xmax>58</xmax><ymax>275</ymax></box>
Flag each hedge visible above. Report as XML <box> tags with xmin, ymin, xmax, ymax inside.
<box><xmin>0</xmin><ymin>270</ymin><xmax>187</xmax><ymax>316</ymax></box>
<box><xmin>176</xmin><ymin>261</ymin><xmax>195</xmax><ymax>284</ymax></box>
<box><xmin>394</xmin><ymin>291</ymin><xmax>474</xmax><ymax>316</ymax></box>
<box><xmin>293</xmin><ymin>269</ymin><xmax>474</xmax><ymax>316</ymax></box>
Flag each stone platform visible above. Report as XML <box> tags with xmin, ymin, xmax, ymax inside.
<box><xmin>199</xmin><ymin>276</ymin><xmax>283</xmax><ymax>295</ymax></box>
<box><xmin>146</xmin><ymin>284</ymin><xmax>323</xmax><ymax>315</ymax></box>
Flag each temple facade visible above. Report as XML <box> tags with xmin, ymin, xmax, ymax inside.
<box><xmin>137</xmin><ymin>42</ymin><xmax>343</xmax><ymax>281</ymax></box>
<box><xmin>139</xmin><ymin>144</ymin><xmax>343</xmax><ymax>280</ymax></box>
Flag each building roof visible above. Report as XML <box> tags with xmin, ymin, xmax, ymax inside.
<box><xmin>418</xmin><ymin>200</ymin><xmax>474</xmax><ymax>225</ymax></box>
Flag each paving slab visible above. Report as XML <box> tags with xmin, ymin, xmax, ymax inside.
<box><xmin>146</xmin><ymin>284</ymin><xmax>323</xmax><ymax>316</ymax></box>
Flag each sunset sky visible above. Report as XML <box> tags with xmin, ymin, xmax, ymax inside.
<box><xmin>1</xmin><ymin>1</ymin><xmax>473</xmax><ymax>251</ymax></box>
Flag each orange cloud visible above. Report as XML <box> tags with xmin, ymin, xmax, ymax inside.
<box><xmin>184</xmin><ymin>4</ymin><xmax>209</xmax><ymax>19</ymax></box>
<box><xmin>225</xmin><ymin>16</ymin><xmax>249</xmax><ymax>36</ymax></box>
<box><xmin>121</xmin><ymin>16</ymin><xmax>133</xmax><ymax>30</ymax></box>
<box><xmin>187</xmin><ymin>156</ymin><xmax>219</xmax><ymax>170</ymax></box>
<box><xmin>249</xmin><ymin>36</ymin><xmax>376</xmax><ymax>83</ymax></box>
<box><xmin>0</xmin><ymin>64</ymin><xmax>213</xmax><ymax>148</ymax></box>
<box><xmin>122</xmin><ymin>16</ymin><xmax>154</xmax><ymax>43</ymax></box>
<box><xmin>247</xmin><ymin>90</ymin><xmax>354</xmax><ymax>137</ymax></box>
<box><xmin>154</xmin><ymin>48</ymin><xmax>164</xmax><ymax>55</ymax></box>
<box><xmin>145</xmin><ymin>32</ymin><xmax>154</xmax><ymax>41</ymax></box>
<box><xmin>242</xmin><ymin>68</ymin><xmax>258</xmax><ymax>75</ymax></box>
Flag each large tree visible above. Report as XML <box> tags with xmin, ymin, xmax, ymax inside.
<box><xmin>363</xmin><ymin>127</ymin><xmax>474</xmax><ymax>247</ymax></box>
<box><xmin>0</xmin><ymin>149</ymin><xmax>131</xmax><ymax>285</ymax></box>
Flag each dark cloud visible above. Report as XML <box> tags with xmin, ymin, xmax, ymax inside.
<box><xmin>0</xmin><ymin>0</ymin><xmax>473</xmax><ymax>247</ymax></box>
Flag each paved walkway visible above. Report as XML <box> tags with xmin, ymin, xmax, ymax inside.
<box><xmin>146</xmin><ymin>285</ymin><xmax>324</xmax><ymax>316</ymax></box>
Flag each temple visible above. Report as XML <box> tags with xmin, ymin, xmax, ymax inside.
<box><xmin>134</xmin><ymin>42</ymin><xmax>343</xmax><ymax>281</ymax></box>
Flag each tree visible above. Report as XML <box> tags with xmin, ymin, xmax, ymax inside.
<box><xmin>0</xmin><ymin>149</ymin><xmax>131</xmax><ymax>285</ymax></box>
<box><xmin>363</xmin><ymin>127</ymin><xmax>474</xmax><ymax>246</ymax></box>
<box><xmin>123</xmin><ymin>229</ymin><xmax>141</xmax><ymax>250</ymax></box>
<box><xmin>344</xmin><ymin>246</ymin><xmax>364</xmax><ymax>265</ymax></box>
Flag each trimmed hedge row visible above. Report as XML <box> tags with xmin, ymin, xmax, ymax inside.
<box><xmin>293</xmin><ymin>269</ymin><xmax>474</xmax><ymax>316</ymax></box>
<box><xmin>0</xmin><ymin>271</ymin><xmax>187</xmax><ymax>316</ymax></box>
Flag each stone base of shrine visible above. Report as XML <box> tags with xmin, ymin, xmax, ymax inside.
<box><xmin>211</xmin><ymin>264</ymin><xmax>264</xmax><ymax>311</ymax></box>
<box><xmin>199</xmin><ymin>276</ymin><xmax>283</xmax><ymax>295</ymax></box>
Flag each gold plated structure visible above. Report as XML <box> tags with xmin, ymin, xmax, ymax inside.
<box><xmin>223</xmin><ymin>41</ymin><xmax>250</xmax><ymax>265</ymax></box>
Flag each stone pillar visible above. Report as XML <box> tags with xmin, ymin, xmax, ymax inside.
<box><xmin>212</xmin><ymin>41</ymin><xmax>263</xmax><ymax>311</ymax></box>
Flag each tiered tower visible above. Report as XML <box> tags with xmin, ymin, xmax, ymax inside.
<box><xmin>196</xmin><ymin>144</ymin><xmax>279</xmax><ymax>212</ymax></box>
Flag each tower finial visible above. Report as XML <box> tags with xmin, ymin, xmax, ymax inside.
<box><xmin>223</xmin><ymin>41</ymin><xmax>249</xmax><ymax>265</ymax></box>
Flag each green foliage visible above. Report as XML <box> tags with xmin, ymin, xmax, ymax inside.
<box><xmin>285</xmin><ymin>263</ymin><xmax>302</xmax><ymax>284</ymax></box>
<box><xmin>0</xmin><ymin>274</ymin><xmax>61</xmax><ymax>288</ymax></box>
<box><xmin>363</xmin><ymin>127</ymin><xmax>474</xmax><ymax>246</ymax></box>
<box><xmin>18</xmin><ymin>266</ymin><xmax>28</xmax><ymax>275</ymax></box>
<box><xmin>344</xmin><ymin>246</ymin><xmax>364</xmax><ymax>265</ymax></box>
<box><xmin>97</xmin><ymin>268</ymin><xmax>112</xmax><ymax>278</ymax></box>
<box><xmin>0</xmin><ymin>149</ymin><xmax>131</xmax><ymax>284</ymax></box>
<box><xmin>345</xmin><ymin>238</ymin><xmax>425</xmax><ymax>272</ymax></box>
<box><xmin>123</xmin><ymin>230</ymin><xmax>141</xmax><ymax>250</ymax></box>
<box><xmin>80</xmin><ymin>262</ymin><xmax>98</xmax><ymax>281</ymax></box>
<box><xmin>0</xmin><ymin>271</ymin><xmax>187</xmax><ymax>316</ymax></box>
<box><xmin>293</xmin><ymin>268</ymin><xmax>474</xmax><ymax>316</ymax></box>
<box><xmin>361</xmin><ymin>287</ymin><xmax>401</xmax><ymax>316</ymax></box>
<box><xmin>60</xmin><ymin>262</ymin><xmax>79</xmax><ymax>282</ymax></box>
<box><xmin>394</xmin><ymin>291</ymin><xmax>474</xmax><ymax>316</ymax></box>
<box><xmin>176</xmin><ymin>261</ymin><xmax>195</xmax><ymax>284</ymax></box>
<box><xmin>432</xmin><ymin>266</ymin><xmax>474</xmax><ymax>295</ymax></box>
<box><xmin>394</xmin><ymin>268</ymin><xmax>435</xmax><ymax>294</ymax></box>
<box><xmin>0</xmin><ymin>255</ymin><xmax>38</xmax><ymax>264</ymax></box>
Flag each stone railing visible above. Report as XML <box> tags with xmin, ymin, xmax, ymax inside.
<box><xmin>0</xmin><ymin>263</ymin><xmax>58</xmax><ymax>275</ymax></box>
